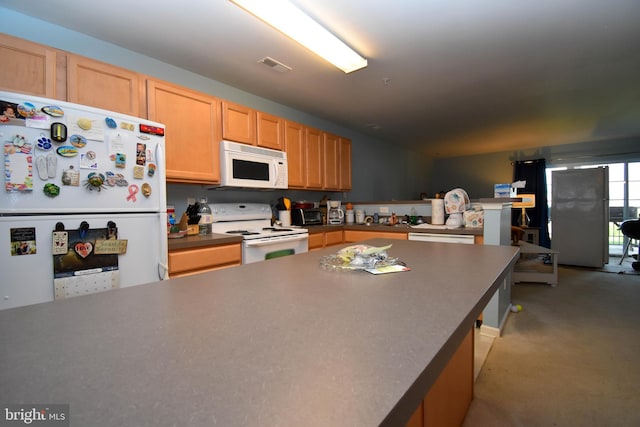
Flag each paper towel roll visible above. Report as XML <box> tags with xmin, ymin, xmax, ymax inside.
<box><xmin>431</xmin><ymin>199</ymin><xmax>445</xmax><ymax>225</ymax></box>
<box><xmin>278</xmin><ymin>210</ymin><xmax>291</xmax><ymax>227</ymax></box>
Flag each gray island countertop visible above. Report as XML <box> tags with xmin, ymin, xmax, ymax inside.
<box><xmin>0</xmin><ymin>239</ymin><xmax>518</xmax><ymax>427</ymax></box>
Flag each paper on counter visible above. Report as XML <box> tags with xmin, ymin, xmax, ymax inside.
<box><xmin>365</xmin><ymin>264</ymin><xmax>410</xmax><ymax>275</ymax></box>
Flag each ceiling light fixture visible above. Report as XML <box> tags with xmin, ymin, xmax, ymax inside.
<box><xmin>230</xmin><ymin>0</ymin><xmax>368</xmax><ymax>73</ymax></box>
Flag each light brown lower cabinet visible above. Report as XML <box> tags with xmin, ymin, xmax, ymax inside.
<box><xmin>309</xmin><ymin>230</ymin><xmax>344</xmax><ymax>250</ymax></box>
<box><xmin>406</xmin><ymin>328</ymin><xmax>474</xmax><ymax>427</ymax></box>
<box><xmin>324</xmin><ymin>230</ymin><xmax>344</xmax><ymax>246</ymax></box>
<box><xmin>308</xmin><ymin>233</ymin><xmax>324</xmax><ymax>250</ymax></box>
<box><xmin>168</xmin><ymin>243</ymin><xmax>241</xmax><ymax>278</ymax></box>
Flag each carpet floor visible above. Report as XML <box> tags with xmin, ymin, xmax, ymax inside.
<box><xmin>463</xmin><ymin>265</ymin><xmax>640</xmax><ymax>426</ymax></box>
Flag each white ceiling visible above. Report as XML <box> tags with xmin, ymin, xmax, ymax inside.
<box><xmin>2</xmin><ymin>0</ymin><xmax>640</xmax><ymax>157</ymax></box>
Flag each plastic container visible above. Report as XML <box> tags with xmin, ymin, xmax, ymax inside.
<box><xmin>167</xmin><ymin>205</ymin><xmax>176</xmax><ymax>231</ymax></box>
<box><xmin>410</xmin><ymin>207</ymin><xmax>418</xmax><ymax>225</ymax></box>
<box><xmin>346</xmin><ymin>209</ymin><xmax>354</xmax><ymax>224</ymax></box>
<box><xmin>197</xmin><ymin>197</ymin><xmax>213</xmax><ymax>235</ymax></box>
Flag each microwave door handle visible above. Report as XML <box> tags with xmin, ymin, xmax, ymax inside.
<box><xmin>245</xmin><ymin>235</ymin><xmax>308</xmax><ymax>247</ymax></box>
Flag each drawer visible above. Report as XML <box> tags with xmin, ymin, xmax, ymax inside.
<box><xmin>169</xmin><ymin>243</ymin><xmax>241</xmax><ymax>276</ymax></box>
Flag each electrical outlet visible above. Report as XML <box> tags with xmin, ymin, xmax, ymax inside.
<box><xmin>379</xmin><ymin>206</ymin><xmax>389</xmax><ymax>214</ymax></box>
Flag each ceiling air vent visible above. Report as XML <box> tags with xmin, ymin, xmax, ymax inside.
<box><xmin>258</xmin><ymin>56</ymin><xmax>292</xmax><ymax>73</ymax></box>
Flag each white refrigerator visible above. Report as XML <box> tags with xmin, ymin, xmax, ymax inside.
<box><xmin>551</xmin><ymin>167</ymin><xmax>609</xmax><ymax>267</ymax></box>
<box><xmin>0</xmin><ymin>91</ymin><xmax>168</xmax><ymax>310</ymax></box>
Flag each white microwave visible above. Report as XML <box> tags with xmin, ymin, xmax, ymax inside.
<box><xmin>219</xmin><ymin>140</ymin><xmax>288</xmax><ymax>189</ymax></box>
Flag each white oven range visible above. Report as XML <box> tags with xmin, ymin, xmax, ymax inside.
<box><xmin>209</xmin><ymin>203</ymin><xmax>308</xmax><ymax>264</ymax></box>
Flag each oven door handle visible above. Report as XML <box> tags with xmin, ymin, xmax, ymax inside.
<box><xmin>244</xmin><ymin>234</ymin><xmax>308</xmax><ymax>247</ymax></box>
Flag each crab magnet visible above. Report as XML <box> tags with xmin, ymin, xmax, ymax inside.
<box><xmin>84</xmin><ymin>172</ymin><xmax>107</xmax><ymax>192</ymax></box>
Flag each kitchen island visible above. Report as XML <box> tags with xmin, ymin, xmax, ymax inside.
<box><xmin>0</xmin><ymin>239</ymin><xmax>518</xmax><ymax>427</ymax></box>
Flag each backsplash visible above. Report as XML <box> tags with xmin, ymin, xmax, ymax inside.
<box><xmin>167</xmin><ymin>183</ymin><xmax>346</xmax><ymax>219</ymax></box>
<box><xmin>351</xmin><ymin>201</ymin><xmax>432</xmax><ymax>218</ymax></box>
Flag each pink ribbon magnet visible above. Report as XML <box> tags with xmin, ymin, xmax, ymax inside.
<box><xmin>127</xmin><ymin>184</ymin><xmax>139</xmax><ymax>202</ymax></box>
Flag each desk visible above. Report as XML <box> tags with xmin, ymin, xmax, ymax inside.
<box><xmin>512</xmin><ymin>240</ymin><xmax>558</xmax><ymax>286</ymax></box>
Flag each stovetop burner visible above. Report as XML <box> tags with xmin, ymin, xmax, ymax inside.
<box><xmin>263</xmin><ymin>227</ymin><xmax>293</xmax><ymax>232</ymax></box>
<box><xmin>226</xmin><ymin>230</ymin><xmax>261</xmax><ymax>236</ymax></box>
<box><xmin>208</xmin><ymin>204</ymin><xmax>308</xmax><ymax>240</ymax></box>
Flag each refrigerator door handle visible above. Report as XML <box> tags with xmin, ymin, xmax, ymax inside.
<box><xmin>156</xmin><ymin>142</ymin><xmax>167</xmax><ymax>210</ymax></box>
<box><xmin>157</xmin><ymin>211</ymin><xmax>169</xmax><ymax>280</ymax></box>
<box><xmin>156</xmin><ymin>141</ymin><xmax>169</xmax><ymax>280</ymax></box>
<box><xmin>158</xmin><ymin>262</ymin><xmax>169</xmax><ymax>280</ymax></box>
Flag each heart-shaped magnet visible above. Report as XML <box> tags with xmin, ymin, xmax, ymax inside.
<box><xmin>74</xmin><ymin>242</ymin><xmax>93</xmax><ymax>258</ymax></box>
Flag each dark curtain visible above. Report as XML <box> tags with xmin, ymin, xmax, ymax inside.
<box><xmin>513</xmin><ymin>159</ymin><xmax>551</xmax><ymax>248</ymax></box>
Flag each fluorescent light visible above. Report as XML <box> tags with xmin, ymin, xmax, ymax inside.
<box><xmin>230</xmin><ymin>0</ymin><xmax>368</xmax><ymax>73</ymax></box>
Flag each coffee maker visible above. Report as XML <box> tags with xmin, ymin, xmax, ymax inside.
<box><xmin>327</xmin><ymin>200</ymin><xmax>344</xmax><ymax>225</ymax></box>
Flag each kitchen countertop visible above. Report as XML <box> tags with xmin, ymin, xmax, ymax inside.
<box><xmin>167</xmin><ymin>232</ymin><xmax>242</xmax><ymax>250</ymax></box>
<box><xmin>0</xmin><ymin>239</ymin><xmax>518</xmax><ymax>427</ymax></box>
<box><xmin>338</xmin><ymin>223</ymin><xmax>483</xmax><ymax>235</ymax></box>
<box><xmin>168</xmin><ymin>224</ymin><xmax>483</xmax><ymax>251</ymax></box>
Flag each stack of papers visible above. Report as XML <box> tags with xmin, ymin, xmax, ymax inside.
<box><xmin>365</xmin><ymin>265</ymin><xmax>411</xmax><ymax>275</ymax></box>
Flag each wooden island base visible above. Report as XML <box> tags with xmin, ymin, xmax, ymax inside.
<box><xmin>407</xmin><ymin>329</ymin><xmax>474</xmax><ymax>427</ymax></box>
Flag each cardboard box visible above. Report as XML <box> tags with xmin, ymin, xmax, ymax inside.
<box><xmin>494</xmin><ymin>183</ymin><xmax>516</xmax><ymax>198</ymax></box>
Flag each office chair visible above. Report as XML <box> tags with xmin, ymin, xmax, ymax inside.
<box><xmin>618</xmin><ymin>219</ymin><xmax>640</xmax><ymax>271</ymax></box>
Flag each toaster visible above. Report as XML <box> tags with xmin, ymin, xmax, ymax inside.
<box><xmin>291</xmin><ymin>208</ymin><xmax>323</xmax><ymax>226</ymax></box>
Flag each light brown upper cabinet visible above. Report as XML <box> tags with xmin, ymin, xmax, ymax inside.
<box><xmin>67</xmin><ymin>55</ymin><xmax>144</xmax><ymax>117</ymax></box>
<box><xmin>0</xmin><ymin>33</ymin><xmax>60</xmax><ymax>99</ymax></box>
<box><xmin>222</xmin><ymin>101</ymin><xmax>256</xmax><ymax>145</ymax></box>
<box><xmin>257</xmin><ymin>111</ymin><xmax>283</xmax><ymax>150</ymax></box>
<box><xmin>286</xmin><ymin>122</ymin><xmax>351</xmax><ymax>191</ymax></box>
<box><xmin>222</xmin><ymin>101</ymin><xmax>284</xmax><ymax>150</ymax></box>
<box><xmin>284</xmin><ymin>120</ymin><xmax>306</xmax><ymax>188</ymax></box>
<box><xmin>147</xmin><ymin>79</ymin><xmax>221</xmax><ymax>184</ymax></box>
<box><xmin>339</xmin><ymin>137</ymin><xmax>352</xmax><ymax>190</ymax></box>
<box><xmin>305</xmin><ymin>127</ymin><xmax>324</xmax><ymax>189</ymax></box>
<box><xmin>1</xmin><ymin>33</ymin><xmax>350</xmax><ymax>191</ymax></box>
<box><xmin>323</xmin><ymin>132</ymin><xmax>340</xmax><ymax>190</ymax></box>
